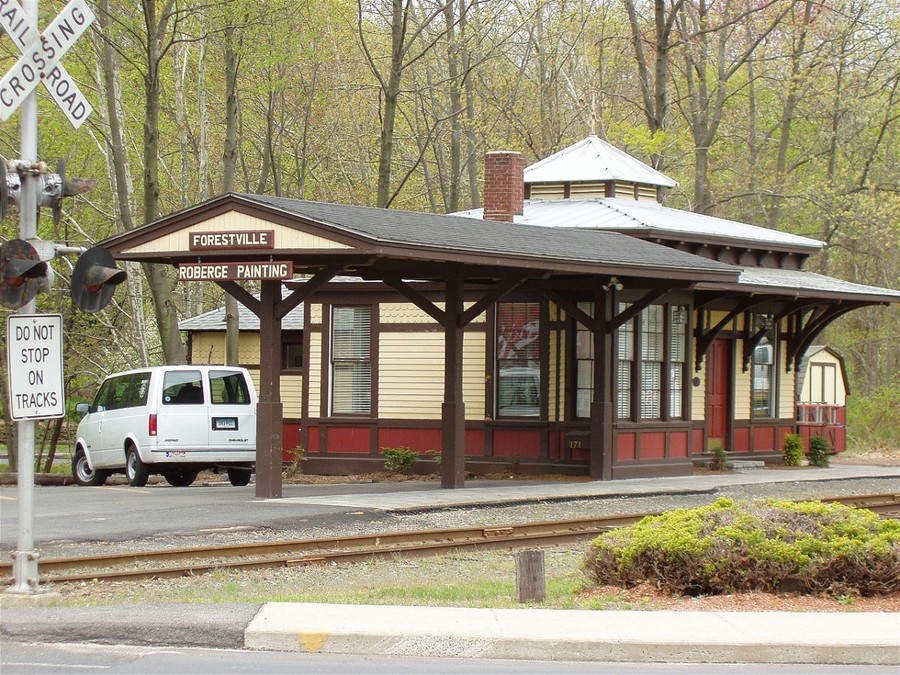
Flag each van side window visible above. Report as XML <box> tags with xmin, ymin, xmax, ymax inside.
<box><xmin>209</xmin><ymin>370</ymin><xmax>251</xmax><ymax>404</ymax></box>
<box><xmin>92</xmin><ymin>378</ymin><xmax>116</xmax><ymax>411</ymax></box>
<box><xmin>122</xmin><ymin>372</ymin><xmax>151</xmax><ymax>408</ymax></box>
<box><xmin>104</xmin><ymin>374</ymin><xmax>136</xmax><ymax>411</ymax></box>
<box><xmin>162</xmin><ymin>371</ymin><xmax>204</xmax><ymax>405</ymax></box>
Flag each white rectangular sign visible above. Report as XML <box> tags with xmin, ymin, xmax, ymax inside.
<box><xmin>7</xmin><ymin>314</ymin><xmax>65</xmax><ymax>420</ymax></box>
<box><xmin>0</xmin><ymin>0</ymin><xmax>94</xmax><ymax>125</ymax></box>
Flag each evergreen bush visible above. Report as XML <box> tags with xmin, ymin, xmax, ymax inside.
<box><xmin>782</xmin><ymin>433</ymin><xmax>804</xmax><ymax>466</ymax></box>
<box><xmin>709</xmin><ymin>446</ymin><xmax>729</xmax><ymax>471</ymax></box>
<box><xmin>808</xmin><ymin>436</ymin><xmax>831</xmax><ymax>467</ymax></box>
<box><xmin>382</xmin><ymin>446</ymin><xmax>417</xmax><ymax>473</ymax></box>
<box><xmin>583</xmin><ymin>497</ymin><xmax>900</xmax><ymax>597</ymax></box>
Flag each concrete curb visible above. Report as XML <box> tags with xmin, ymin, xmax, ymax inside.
<box><xmin>2</xmin><ymin>601</ymin><xmax>899</xmax><ymax>664</ymax></box>
<box><xmin>1</xmin><ymin>603</ymin><xmax>263</xmax><ymax>649</ymax></box>
<box><xmin>243</xmin><ymin>603</ymin><xmax>900</xmax><ymax>665</ymax></box>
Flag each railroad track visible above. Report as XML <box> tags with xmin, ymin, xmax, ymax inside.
<box><xmin>2</xmin><ymin>493</ymin><xmax>897</xmax><ymax>586</ymax></box>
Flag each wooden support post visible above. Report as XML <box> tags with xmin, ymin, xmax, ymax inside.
<box><xmin>515</xmin><ymin>549</ymin><xmax>546</xmax><ymax>603</ymax></box>
<box><xmin>441</xmin><ymin>272</ymin><xmax>466</xmax><ymax>489</ymax></box>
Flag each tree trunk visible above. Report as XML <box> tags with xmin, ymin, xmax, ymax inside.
<box><xmin>223</xmin><ymin>20</ymin><xmax>242</xmax><ymax>365</ymax></box>
<box><xmin>143</xmin><ymin>0</ymin><xmax>186</xmax><ymax>364</ymax></box>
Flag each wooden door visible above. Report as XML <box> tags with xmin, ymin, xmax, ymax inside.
<box><xmin>706</xmin><ymin>339</ymin><xmax>730</xmax><ymax>451</ymax></box>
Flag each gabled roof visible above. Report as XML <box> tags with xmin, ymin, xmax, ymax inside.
<box><xmin>100</xmin><ymin>192</ymin><xmax>739</xmax><ymax>283</ymax></box>
<box><xmin>524</xmin><ymin>135</ymin><xmax>678</xmax><ymax>187</ymax></box>
<box><xmin>455</xmin><ymin>198</ymin><xmax>824</xmax><ymax>253</ymax></box>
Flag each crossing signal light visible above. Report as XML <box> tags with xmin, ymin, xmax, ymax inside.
<box><xmin>0</xmin><ymin>239</ymin><xmax>49</xmax><ymax>309</ymax></box>
<box><xmin>71</xmin><ymin>246</ymin><xmax>127</xmax><ymax>313</ymax></box>
<box><xmin>1</xmin><ymin>160</ymin><xmax>96</xmax><ymax>223</ymax></box>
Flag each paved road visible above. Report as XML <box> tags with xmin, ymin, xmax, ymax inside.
<box><xmin>0</xmin><ymin>480</ymin><xmax>395</xmax><ymax>547</ymax></box>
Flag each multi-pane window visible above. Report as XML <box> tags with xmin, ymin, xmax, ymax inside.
<box><xmin>575</xmin><ymin>302</ymin><xmax>593</xmax><ymax>418</ymax></box>
<box><xmin>639</xmin><ymin>305</ymin><xmax>664</xmax><ymax>419</ymax></box>
<box><xmin>669</xmin><ymin>306</ymin><xmax>688</xmax><ymax>418</ymax></box>
<box><xmin>496</xmin><ymin>302</ymin><xmax>540</xmax><ymax>417</ymax></box>
<box><xmin>616</xmin><ymin>304</ymin><xmax>634</xmax><ymax>419</ymax></box>
<box><xmin>615</xmin><ymin>303</ymin><xmax>689</xmax><ymax>422</ymax></box>
<box><xmin>331</xmin><ymin>306</ymin><xmax>371</xmax><ymax>415</ymax></box>
<box><xmin>751</xmin><ymin>315</ymin><xmax>776</xmax><ymax>417</ymax></box>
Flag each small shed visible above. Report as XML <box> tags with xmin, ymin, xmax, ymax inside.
<box><xmin>796</xmin><ymin>346</ymin><xmax>849</xmax><ymax>452</ymax></box>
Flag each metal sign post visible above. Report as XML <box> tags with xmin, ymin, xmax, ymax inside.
<box><xmin>2</xmin><ymin>0</ymin><xmax>94</xmax><ymax>595</ymax></box>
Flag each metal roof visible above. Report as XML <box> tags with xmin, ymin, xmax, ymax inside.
<box><xmin>178</xmin><ymin>277</ymin><xmax>370</xmax><ymax>331</ymax></box>
<box><xmin>697</xmin><ymin>267</ymin><xmax>900</xmax><ymax>302</ymax></box>
<box><xmin>179</xmin><ymin>295</ymin><xmax>304</xmax><ymax>331</ymax></box>
<box><xmin>454</xmin><ymin>198</ymin><xmax>824</xmax><ymax>252</ymax></box>
<box><xmin>524</xmin><ymin>135</ymin><xmax>678</xmax><ymax>187</ymax></box>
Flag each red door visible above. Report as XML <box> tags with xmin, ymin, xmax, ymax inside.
<box><xmin>706</xmin><ymin>339</ymin><xmax>730</xmax><ymax>450</ymax></box>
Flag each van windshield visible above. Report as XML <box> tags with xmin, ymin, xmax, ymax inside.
<box><xmin>210</xmin><ymin>370</ymin><xmax>252</xmax><ymax>405</ymax></box>
<box><xmin>162</xmin><ymin>371</ymin><xmax>204</xmax><ymax>405</ymax></box>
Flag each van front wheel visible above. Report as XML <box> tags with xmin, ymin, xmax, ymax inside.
<box><xmin>228</xmin><ymin>468</ymin><xmax>252</xmax><ymax>486</ymax></box>
<box><xmin>125</xmin><ymin>446</ymin><xmax>149</xmax><ymax>487</ymax></box>
<box><xmin>72</xmin><ymin>449</ymin><xmax>108</xmax><ymax>487</ymax></box>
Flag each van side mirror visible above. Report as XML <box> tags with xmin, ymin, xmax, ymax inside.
<box><xmin>75</xmin><ymin>402</ymin><xmax>91</xmax><ymax>414</ymax></box>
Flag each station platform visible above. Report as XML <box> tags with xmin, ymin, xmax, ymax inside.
<box><xmin>272</xmin><ymin>462</ymin><xmax>898</xmax><ymax>512</ymax></box>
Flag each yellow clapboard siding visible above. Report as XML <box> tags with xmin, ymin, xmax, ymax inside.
<box><xmin>280</xmin><ymin>375</ymin><xmax>303</xmax><ymax>417</ymax></box>
<box><xmin>692</xmin><ymin>359</ymin><xmax>707</xmax><ymax>421</ymax></box>
<box><xmin>122</xmin><ymin>213</ymin><xmax>352</xmax><ymax>255</ymax></box>
<box><xmin>778</xmin><ymin>348</ymin><xmax>793</xmax><ymax>418</ymax></box>
<box><xmin>734</xmin><ymin>349</ymin><xmax>751</xmax><ymax>418</ymax></box>
<box><xmin>307</xmin><ymin>333</ymin><xmax>322</xmax><ymax>416</ymax></box>
<box><xmin>378</xmin><ymin>332</ymin><xmax>485</xmax><ymax>419</ymax></box>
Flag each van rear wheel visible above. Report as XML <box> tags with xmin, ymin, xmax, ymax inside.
<box><xmin>164</xmin><ymin>471</ymin><xmax>198</xmax><ymax>487</ymax></box>
<box><xmin>125</xmin><ymin>446</ymin><xmax>149</xmax><ymax>487</ymax></box>
<box><xmin>72</xmin><ymin>449</ymin><xmax>108</xmax><ymax>487</ymax></box>
<box><xmin>227</xmin><ymin>467</ymin><xmax>252</xmax><ymax>486</ymax></box>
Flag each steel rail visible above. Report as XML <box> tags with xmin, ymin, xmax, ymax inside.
<box><xmin>2</xmin><ymin>492</ymin><xmax>897</xmax><ymax>585</ymax></box>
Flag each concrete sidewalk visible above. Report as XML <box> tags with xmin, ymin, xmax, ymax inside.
<box><xmin>2</xmin><ymin>602</ymin><xmax>898</xmax><ymax>665</ymax></box>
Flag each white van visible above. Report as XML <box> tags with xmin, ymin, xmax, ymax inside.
<box><xmin>72</xmin><ymin>365</ymin><xmax>257</xmax><ymax>487</ymax></box>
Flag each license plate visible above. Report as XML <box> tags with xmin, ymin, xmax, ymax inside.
<box><xmin>212</xmin><ymin>417</ymin><xmax>238</xmax><ymax>430</ymax></box>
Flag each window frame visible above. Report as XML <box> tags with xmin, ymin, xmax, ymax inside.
<box><xmin>616</xmin><ymin>302</ymin><xmax>689</xmax><ymax>423</ymax></box>
<box><xmin>281</xmin><ymin>330</ymin><xmax>304</xmax><ymax>372</ymax></box>
<box><xmin>495</xmin><ymin>301</ymin><xmax>542</xmax><ymax>418</ymax></box>
<box><xmin>750</xmin><ymin>315</ymin><xmax>778</xmax><ymax>419</ymax></box>
<box><xmin>329</xmin><ymin>305</ymin><xmax>373</xmax><ymax>416</ymax></box>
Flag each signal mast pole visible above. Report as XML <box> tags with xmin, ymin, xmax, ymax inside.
<box><xmin>9</xmin><ymin>0</ymin><xmax>41</xmax><ymax>595</ymax></box>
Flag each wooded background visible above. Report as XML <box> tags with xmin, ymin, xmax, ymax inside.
<box><xmin>1</xmin><ymin>0</ymin><xmax>897</xmax><ymax>461</ymax></box>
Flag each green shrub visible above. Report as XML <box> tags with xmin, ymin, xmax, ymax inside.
<box><xmin>782</xmin><ymin>433</ymin><xmax>804</xmax><ymax>466</ymax></box>
<box><xmin>382</xmin><ymin>446</ymin><xmax>417</xmax><ymax>473</ymax></box>
<box><xmin>284</xmin><ymin>446</ymin><xmax>306</xmax><ymax>477</ymax></box>
<box><xmin>583</xmin><ymin>497</ymin><xmax>900</xmax><ymax>597</ymax></box>
<box><xmin>808</xmin><ymin>436</ymin><xmax>831</xmax><ymax>467</ymax></box>
<box><xmin>709</xmin><ymin>446</ymin><xmax>729</xmax><ymax>471</ymax></box>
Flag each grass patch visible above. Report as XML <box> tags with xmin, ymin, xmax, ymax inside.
<box><xmin>25</xmin><ymin>548</ymin><xmax>622</xmax><ymax>610</ymax></box>
<box><xmin>1</xmin><ymin>460</ymin><xmax>72</xmax><ymax>474</ymax></box>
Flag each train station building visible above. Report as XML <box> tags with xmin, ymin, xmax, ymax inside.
<box><xmin>100</xmin><ymin>136</ymin><xmax>900</xmax><ymax>497</ymax></box>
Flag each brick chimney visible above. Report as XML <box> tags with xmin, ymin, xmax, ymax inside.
<box><xmin>483</xmin><ymin>151</ymin><xmax>525</xmax><ymax>222</ymax></box>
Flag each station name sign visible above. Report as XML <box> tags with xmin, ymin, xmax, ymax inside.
<box><xmin>178</xmin><ymin>261</ymin><xmax>294</xmax><ymax>281</ymax></box>
<box><xmin>189</xmin><ymin>230</ymin><xmax>274</xmax><ymax>251</ymax></box>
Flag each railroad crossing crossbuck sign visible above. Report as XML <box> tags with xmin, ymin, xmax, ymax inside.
<box><xmin>0</xmin><ymin>0</ymin><xmax>95</xmax><ymax>128</ymax></box>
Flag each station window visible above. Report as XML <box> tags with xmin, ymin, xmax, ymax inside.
<box><xmin>282</xmin><ymin>330</ymin><xmax>303</xmax><ymax>371</ymax></box>
<box><xmin>616</xmin><ymin>303</ymin><xmax>689</xmax><ymax>422</ymax></box>
<box><xmin>751</xmin><ymin>314</ymin><xmax>777</xmax><ymax>418</ymax></box>
<box><xmin>496</xmin><ymin>302</ymin><xmax>540</xmax><ymax>417</ymax></box>
<box><xmin>331</xmin><ymin>306</ymin><xmax>372</xmax><ymax>415</ymax></box>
